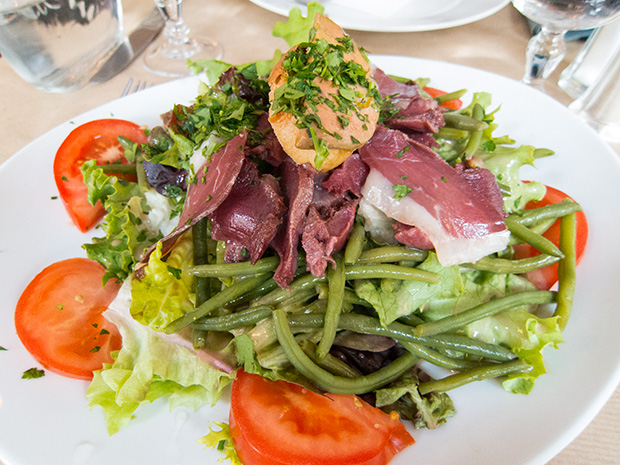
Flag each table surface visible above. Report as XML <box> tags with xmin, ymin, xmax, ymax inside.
<box><xmin>1</xmin><ymin>0</ymin><xmax>619</xmax><ymax>464</ymax></box>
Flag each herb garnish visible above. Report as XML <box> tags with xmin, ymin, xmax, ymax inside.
<box><xmin>393</xmin><ymin>184</ymin><xmax>413</xmax><ymax>200</ymax></box>
<box><xmin>22</xmin><ymin>368</ymin><xmax>45</xmax><ymax>379</ymax></box>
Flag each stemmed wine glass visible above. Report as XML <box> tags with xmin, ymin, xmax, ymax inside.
<box><xmin>143</xmin><ymin>0</ymin><xmax>222</xmax><ymax>77</ymax></box>
<box><xmin>512</xmin><ymin>0</ymin><xmax>620</xmax><ymax>90</ymax></box>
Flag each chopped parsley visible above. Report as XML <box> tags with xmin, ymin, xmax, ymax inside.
<box><xmin>393</xmin><ymin>184</ymin><xmax>413</xmax><ymax>200</ymax></box>
<box><xmin>22</xmin><ymin>367</ymin><xmax>45</xmax><ymax>379</ymax></box>
<box><xmin>395</xmin><ymin>146</ymin><xmax>410</xmax><ymax>158</ymax></box>
<box><xmin>90</xmin><ymin>346</ymin><xmax>101</xmax><ymax>353</ymax></box>
<box><xmin>271</xmin><ymin>31</ymin><xmax>380</xmax><ymax>169</ymax></box>
<box><xmin>167</xmin><ymin>266</ymin><xmax>183</xmax><ymax>280</ymax></box>
<box><xmin>0</xmin><ymin>346</ymin><xmax>6</xmax><ymax>351</ymax></box>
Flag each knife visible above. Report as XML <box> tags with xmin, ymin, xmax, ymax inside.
<box><xmin>90</xmin><ymin>8</ymin><xmax>165</xmax><ymax>84</ymax></box>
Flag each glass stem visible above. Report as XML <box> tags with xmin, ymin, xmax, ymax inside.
<box><xmin>523</xmin><ymin>26</ymin><xmax>567</xmax><ymax>89</ymax></box>
<box><xmin>158</xmin><ymin>0</ymin><xmax>190</xmax><ymax>47</ymax></box>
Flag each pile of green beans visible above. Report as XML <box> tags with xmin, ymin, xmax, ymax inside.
<box><xmin>159</xmin><ymin>189</ymin><xmax>581</xmax><ymax>398</ymax></box>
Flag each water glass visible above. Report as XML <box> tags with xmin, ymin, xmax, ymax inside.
<box><xmin>0</xmin><ymin>0</ymin><xmax>124</xmax><ymax>93</ymax></box>
<box><xmin>559</xmin><ymin>19</ymin><xmax>620</xmax><ymax>99</ymax></box>
<box><xmin>570</xmin><ymin>44</ymin><xmax>620</xmax><ymax>144</ymax></box>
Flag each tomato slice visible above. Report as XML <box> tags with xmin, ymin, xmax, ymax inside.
<box><xmin>15</xmin><ymin>258</ymin><xmax>122</xmax><ymax>380</ymax></box>
<box><xmin>423</xmin><ymin>86</ymin><xmax>463</xmax><ymax>110</ymax></box>
<box><xmin>513</xmin><ymin>185</ymin><xmax>588</xmax><ymax>290</ymax></box>
<box><xmin>229</xmin><ymin>370</ymin><xmax>415</xmax><ymax>465</ymax></box>
<box><xmin>53</xmin><ymin>118</ymin><xmax>147</xmax><ymax>232</ymax></box>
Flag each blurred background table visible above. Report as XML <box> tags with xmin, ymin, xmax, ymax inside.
<box><xmin>0</xmin><ymin>0</ymin><xmax>618</xmax><ymax>463</ymax></box>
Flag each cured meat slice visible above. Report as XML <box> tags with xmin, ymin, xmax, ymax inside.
<box><xmin>271</xmin><ymin>160</ymin><xmax>316</xmax><ymax>288</ymax></box>
<box><xmin>211</xmin><ymin>159</ymin><xmax>285</xmax><ymax>264</ymax></box>
<box><xmin>137</xmin><ymin>132</ymin><xmax>247</xmax><ymax>269</ymax></box>
<box><xmin>359</xmin><ymin>126</ymin><xmax>509</xmax><ymax>266</ymax></box>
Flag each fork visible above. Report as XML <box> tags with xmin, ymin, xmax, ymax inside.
<box><xmin>121</xmin><ymin>78</ymin><xmax>151</xmax><ymax>97</ymax></box>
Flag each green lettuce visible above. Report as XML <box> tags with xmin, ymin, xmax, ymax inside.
<box><xmin>354</xmin><ymin>252</ymin><xmax>462</xmax><ymax>326</ymax></box>
<box><xmin>422</xmin><ymin>270</ymin><xmax>563</xmax><ymax>394</ymax></box>
<box><xmin>81</xmin><ymin>160</ymin><xmax>163</xmax><ymax>284</ymax></box>
<box><xmin>86</xmin><ymin>281</ymin><xmax>233</xmax><ymax>435</ymax></box>
<box><xmin>375</xmin><ymin>369</ymin><xmax>456</xmax><ymax>429</ymax></box>
<box><xmin>197</xmin><ymin>422</ymin><xmax>242</xmax><ymax>465</ymax></box>
<box><xmin>272</xmin><ymin>1</ymin><xmax>325</xmax><ymax>47</ymax></box>
<box><xmin>130</xmin><ymin>237</ymin><xmax>195</xmax><ymax>332</ymax></box>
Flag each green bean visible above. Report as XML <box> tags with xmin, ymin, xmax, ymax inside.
<box><xmin>344</xmin><ymin>264</ymin><xmax>440</xmax><ymax>284</ymax></box>
<box><xmin>273</xmin><ymin>309</ymin><xmax>418</xmax><ymax>395</ymax></box>
<box><xmin>505</xmin><ymin>216</ymin><xmax>564</xmax><ymax>258</ymax></box>
<box><xmin>418</xmin><ymin>359</ymin><xmax>532</xmax><ymax>394</ymax></box>
<box><xmin>556</xmin><ymin>202</ymin><xmax>577</xmax><ymax>331</ymax></box>
<box><xmin>397</xmin><ymin>313</ymin><xmax>425</xmax><ymax>326</ymax></box>
<box><xmin>344</xmin><ymin>222</ymin><xmax>366</xmax><ymax>264</ymax></box>
<box><xmin>317</xmin><ymin>284</ymin><xmax>372</xmax><ymax>308</ymax></box>
<box><xmin>412</xmin><ymin>290</ymin><xmax>556</xmax><ymax>338</ymax></box>
<box><xmin>317</xmin><ymin>255</ymin><xmax>345</xmax><ymax>361</ymax></box>
<box><xmin>399</xmin><ymin>341</ymin><xmax>479</xmax><ymax>370</ymax></box>
<box><xmin>99</xmin><ymin>163</ymin><xmax>137</xmax><ymax>175</ymax></box>
<box><xmin>463</xmin><ymin>103</ymin><xmax>484</xmax><ymax>157</ymax></box>
<box><xmin>192</xmin><ymin>217</ymin><xmax>211</xmax><ymax>349</ymax></box>
<box><xmin>299</xmin><ymin>340</ymin><xmax>360</xmax><ymax>378</ymax></box>
<box><xmin>216</xmin><ymin>241</ymin><xmax>233</xmax><ymax>287</ymax></box>
<box><xmin>357</xmin><ymin>246</ymin><xmax>428</xmax><ymax>264</ymax></box>
<box><xmin>464</xmin><ymin>254</ymin><xmax>560</xmax><ymax>274</ymax></box>
<box><xmin>192</xmin><ymin>305</ymin><xmax>273</xmax><ymax>331</ymax></box>
<box><xmin>436</xmin><ymin>127</ymin><xmax>468</xmax><ymax>141</ymax></box>
<box><xmin>510</xmin><ymin>202</ymin><xmax>581</xmax><ymax>228</ymax></box>
<box><xmin>222</xmin><ymin>277</ymin><xmax>279</xmax><ymax>309</ymax></box>
<box><xmin>251</xmin><ymin>273</ymin><xmax>326</xmax><ymax>307</ymax></box>
<box><xmin>443</xmin><ymin>112</ymin><xmax>488</xmax><ymax>132</ymax></box>
<box><xmin>435</xmin><ymin>88</ymin><xmax>467</xmax><ymax>104</ymax></box>
<box><xmin>508</xmin><ymin>217</ymin><xmax>556</xmax><ymax>246</ymax></box>
<box><xmin>164</xmin><ymin>274</ymin><xmax>271</xmax><ymax>334</ymax></box>
<box><xmin>427</xmin><ymin>333</ymin><xmax>516</xmax><ymax>362</ymax></box>
<box><xmin>190</xmin><ymin>255</ymin><xmax>281</xmax><ymax>277</ymax></box>
<box><xmin>288</xmin><ymin>313</ymin><xmax>515</xmax><ymax>362</ymax></box>
<box><xmin>191</xmin><ymin>328</ymin><xmax>208</xmax><ymax>350</ymax></box>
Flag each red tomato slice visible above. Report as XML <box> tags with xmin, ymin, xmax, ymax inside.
<box><xmin>15</xmin><ymin>258</ymin><xmax>122</xmax><ymax>380</ymax></box>
<box><xmin>53</xmin><ymin>119</ymin><xmax>147</xmax><ymax>232</ymax></box>
<box><xmin>423</xmin><ymin>86</ymin><xmax>463</xmax><ymax>110</ymax></box>
<box><xmin>513</xmin><ymin>184</ymin><xmax>588</xmax><ymax>290</ymax></box>
<box><xmin>229</xmin><ymin>370</ymin><xmax>415</xmax><ymax>465</ymax></box>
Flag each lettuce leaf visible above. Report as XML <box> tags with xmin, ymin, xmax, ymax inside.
<box><xmin>86</xmin><ymin>280</ymin><xmax>233</xmax><ymax>435</ymax></box>
<box><xmin>197</xmin><ymin>422</ymin><xmax>242</xmax><ymax>465</ymax></box>
<box><xmin>81</xmin><ymin>160</ymin><xmax>163</xmax><ymax>284</ymax></box>
<box><xmin>354</xmin><ymin>252</ymin><xmax>463</xmax><ymax>326</ymax></box>
<box><xmin>422</xmin><ymin>270</ymin><xmax>563</xmax><ymax>394</ymax></box>
<box><xmin>272</xmin><ymin>1</ymin><xmax>325</xmax><ymax>47</ymax></box>
<box><xmin>375</xmin><ymin>369</ymin><xmax>455</xmax><ymax>429</ymax></box>
<box><xmin>478</xmin><ymin>145</ymin><xmax>547</xmax><ymax>214</ymax></box>
<box><xmin>130</xmin><ymin>237</ymin><xmax>195</xmax><ymax>332</ymax></box>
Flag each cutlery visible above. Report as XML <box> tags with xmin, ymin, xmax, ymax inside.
<box><xmin>90</xmin><ymin>8</ymin><xmax>165</xmax><ymax>84</ymax></box>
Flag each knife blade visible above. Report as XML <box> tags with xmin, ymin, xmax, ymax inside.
<box><xmin>90</xmin><ymin>8</ymin><xmax>165</xmax><ymax>84</ymax></box>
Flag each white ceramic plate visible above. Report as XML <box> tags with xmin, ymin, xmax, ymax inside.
<box><xmin>1</xmin><ymin>56</ymin><xmax>620</xmax><ymax>465</ymax></box>
<box><xmin>247</xmin><ymin>0</ymin><xmax>510</xmax><ymax>32</ymax></box>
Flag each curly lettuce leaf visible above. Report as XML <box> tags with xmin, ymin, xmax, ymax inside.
<box><xmin>421</xmin><ymin>270</ymin><xmax>563</xmax><ymax>394</ymax></box>
<box><xmin>81</xmin><ymin>160</ymin><xmax>163</xmax><ymax>284</ymax></box>
<box><xmin>86</xmin><ymin>281</ymin><xmax>233</xmax><ymax>435</ymax></box>
<box><xmin>197</xmin><ymin>422</ymin><xmax>242</xmax><ymax>465</ymax></box>
<box><xmin>478</xmin><ymin>145</ymin><xmax>547</xmax><ymax>214</ymax></box>
<box><xmin>354</xmin><ymin>252</ymin><xmax>463</xmax><ymax>326</ymax></box>
<box><xmin>375</xmin><ymin>369</ymin><xmax>455</xmax><ymax>429</ymax></box>
<box><xmin>272</xmin><ymin>1</ymin><xmax>325</xmax><ymax>47</ymax></box>
<box><xmin>130</xmin><ymin>237</ymin><xmax>195</xmax><ymax>332</ymax></box>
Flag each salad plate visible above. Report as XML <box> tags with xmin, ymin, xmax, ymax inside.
<box><xmin>1</xmin><ymin>55</ymin><xmax>620</xmax><ymax>465</ymax></box>
<box><xmin>247</xmin><ymin>0</ymin><xmax>510</xmax><ymax>32</ymax></box>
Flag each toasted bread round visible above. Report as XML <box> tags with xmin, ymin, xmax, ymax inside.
<box><xmin>268</xmin><ymin>14</ymin><xmax>379</xmax><ymax>172</ymax></box>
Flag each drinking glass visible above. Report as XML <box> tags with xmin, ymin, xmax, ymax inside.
<box><xmin>0</xmin><ymin>0</ymin><xmax>123</xmax><ymax>92</ymax></box>
<box><xmin>143</xmin><ymin>0</ymin><xmax>222</xmax><ymax>77</ymax></box>
<box><xmin>512</xmin><ymin>0</ymin><xmax>620</xmax><ymax>90</ymax></box>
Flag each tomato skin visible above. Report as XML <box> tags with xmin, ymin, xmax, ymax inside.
<box><xmin>15</xmin><ymin>258</ymin><xmax>122</xmax><ymax>380</ymax></box>
<box><xmin>53</xmin><ymin>119</ymin><xmax>147</xmax><ymax>232</ymax></box>
<box><xmin>423</xmin><ymin>86</ymin><xmax>463</xmax><ymax>110</ymax></box>
<box><xmin>229</xmin><ymin>370</ymin><xmax>414</xmax><ymax>465</ymax></box>
<box><xmin>513</xmin><ymin>185</ymin><xmax>588</xmax><ymax>290</ymax></box>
